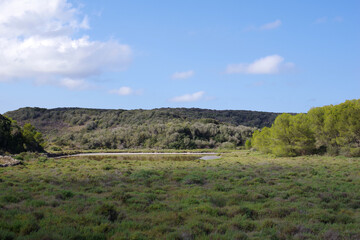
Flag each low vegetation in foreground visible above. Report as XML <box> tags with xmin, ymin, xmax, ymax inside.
<box><xmin>0</xmin><ymin>152</ymin><xmax>359</xmax><ymax>239</ymax></box>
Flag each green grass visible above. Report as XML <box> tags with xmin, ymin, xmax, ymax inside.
<box><xmin>0</xmin><ymin>152</ymin><xmax>359</xmax><ymax>239</ymax></box>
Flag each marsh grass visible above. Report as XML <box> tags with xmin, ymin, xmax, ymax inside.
<box><xmin>0</xmin><ymin>152</ymin><xmax>359</xmax><ymax>239</ymax></box>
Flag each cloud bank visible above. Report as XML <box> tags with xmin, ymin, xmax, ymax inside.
<box><xmin>170</xmin><ymin>91</ymin><xmax>205</xmax><ymax>102</ymax></box>
<box><xmin>0</xmin><ymin>0</ymin><xmax>132</xmax><ymax>89</ymax></box>
<box><xmin>225</xmin><ymin>55</ymin><xmax>294</xmax><ymax>75</ymax></box>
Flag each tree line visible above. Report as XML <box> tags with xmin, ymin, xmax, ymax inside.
<box><xmin>1</xmin><ymin>110</ymin><xmax>255</xmax><ymax>152</ymax></box>
<box><xmin>51</xmin><ymin>119</ymin><xmax>254</xmax><ymax>151</ymax></box>
<box><xmin>5</xmin><ymin>107</ymin><xmax>272</xmax><ymax>151</ymax></box>
<box><xmin>6</xmin><ymin>107</ymin><xmax>279</xmax><ymax>130</ymax></box>
<box><xmin>251</xmin><ymin>99</ymin><xmax>360</xmax><ymax>157</ymax></box>
<box><xmin>0</xmin><ymin>114</ymin><xmax>45</xmax><ymax>154</ymax></box>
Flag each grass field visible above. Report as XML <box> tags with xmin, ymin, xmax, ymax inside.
<box><xmin>0</xmin><ymin>152</ymin><xmax>359</xmax><ymax>239</ymax></box>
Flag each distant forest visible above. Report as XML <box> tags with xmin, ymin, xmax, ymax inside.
<box><xmin>5</xmin><ymin>107</ymin><xmax>279</xmax><ymax>151</ymax></box>
<box><xmin>4</xmin><ymin>100</ymin><xmax>359</xmax><ymax>156</ymax></box>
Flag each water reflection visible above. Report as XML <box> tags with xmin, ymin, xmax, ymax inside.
<box><xmin>72</xmin><ymin>155</ymin><xmax>202</xmax><ymax>161</ymax></box>
<box><xmin>200</xmin><ymin>156</ymin><xmax>221</xmax><ymax>160</ymax></box>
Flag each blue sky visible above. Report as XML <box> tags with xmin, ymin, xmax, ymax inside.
<box><xmin>0</xmin><ymin>0</ymin><xmax>359</xmax><ymax>113</ymax></box>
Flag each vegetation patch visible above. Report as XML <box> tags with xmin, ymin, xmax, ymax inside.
<box><xmin>252</xmin><ymin>99</ymin><xmax>360</xmax><ymax>157</ymax></box>
<box><xmin>0</xmin><ymin>151</ymin><xmax>358</xmax><ymax>239</ymax></box>
<box><xmin>3</xmin><ymin>107</ymin><xmax>279</xmax><ymax>151</ymax></box>
<box><xmin>0</xmin><ymin>114</ymin><xmax>44</xmax><ymax>154</ymax></box>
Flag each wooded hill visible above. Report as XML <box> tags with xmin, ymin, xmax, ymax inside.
<box><xmin>5</xmin><ymin>107</ymin><xmax>279</xmax><ymax>151</ymax></box>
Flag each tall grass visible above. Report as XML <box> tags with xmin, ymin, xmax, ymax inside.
<box><xmin>0</xmin><ymin>151</ymin><xmax>359</xmax><ymax>239</ymax></box>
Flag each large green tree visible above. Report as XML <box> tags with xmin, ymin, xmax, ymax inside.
<box><xmin>0</xmin><ymin>114</ymin><xmax>44</xmax><ymax>153</ymax></box>
<box><xmin>0</xmin><ymin>114</ymin><xmax>12</xmax><ymax>151</ymax></box>
<box><xmin>252</xmin><ymin>99</ymin><xmax>360</xmax><ymax>157</ymax></box>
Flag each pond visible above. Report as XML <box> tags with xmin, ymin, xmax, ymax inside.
<box><xmin>69</xmin><ymin>154</ymin><xmax>205</xmax><ymax>162</ymax></box>
<box><xmin>199</xmin><ymin>155</ymin><xmax>221</xmax><ymax>160</ymax></box>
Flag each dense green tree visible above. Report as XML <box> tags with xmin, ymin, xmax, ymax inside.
<box><xmin>252</xmin><ymin>99</ymin><xmax>360</xmax><ymax>157</ymax></box>
<box><xmin>22</xmin><ymin>123</ymin><xmax>45</xmax><ymax>152</ymax></box>
<box><xmin>251</xmin><ymin>127</ymin><xmax>273</xmax><ymax>154</ymax></box>
<box><xmin>0</xmin><ymin>114</ymin><xmax>12</xmax><ymax>152</ymax></box>
<box><xmin>0</xmin><ymin>114</ymin><xmax>44</xmax><ymax>153</ymax></box>
<box><xmin>245</xmin><ymin>139</ymin><xmax>251</xmax><ymax>150</ymax></box>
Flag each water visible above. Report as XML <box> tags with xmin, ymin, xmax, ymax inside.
<box><xmin>199</xmin><ymin>156</ymin><xmax>221</xmax><ymax>160</ymax></box>
<box><xmin>67</xmin><ymin>154</ymin><xmax>221</xmax><ymax>161</ymax></box>
<box><xmin>71</xmin><ymin>155</ymin><xmax>201</xmax><ymax>162</ymax></box>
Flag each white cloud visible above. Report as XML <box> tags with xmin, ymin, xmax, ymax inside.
<box><xmin>245</xmin><ymin>20</ymin><xmax>282</xmax><ymax>31</ymax></box>
<box><xmin>0</xmin><ymin>0</ymin><xmax>132</xmax><ymax>86</ymax></box>
<box><xmin>171</xmin><ymin>70</ymin><xmax>194</xmax><ymax>79</ymax></box>
<box><xmin>0</xmin><ymin>0</ymin><xmax>85</xmax><ymax>37</ymax></box>
<box><xmin>315</xmin><ymin>16</ymin><xmax>344</xmax><ymax>24</ymax></box>
<box><xmin>225</xmin><ymin>55</ymin><xmax>294</xmax><ymax>75</ymax></box>
<box><xmin>260</xmin><ymin>20</ymin><xmax>282</xmax><ymax>30</ymax></box>
<box><xmin>315</xmin><ymin>17</ymin><xmax>327</xmax><ymax>24</ymax></box>
<box><xmin>59</xmin><ymin>78</ymin><xmax>91</xmax><ymax>90</ymax></box>
<box><xmin>333</xmin><ymin>16</ymin><xmax>343</xmax><ymax>22</ymax></box>
<box><xmin>109</xmin><ymin>87</ymin><xmax>132</xmax><ymax>96</ymax></box>
<box><xmin>33</xmin><ymin>77</ymin><xmax>93</xmax><ymax>90</ymax></box>
<box><xmin>109</xmin><ymin>87</ymin><xmax>143</xmax><ymax>96</ymax></box>
<box><xmin>170</xmin><ymin>91</ymin><xmax>205</xmax><ymax>102</ymax></box>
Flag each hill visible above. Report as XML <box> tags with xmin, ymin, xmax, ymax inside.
<box><xmin>5</xmin><ymin>107</ymin><xmax>280</xmax><ymax>151</ymax></box>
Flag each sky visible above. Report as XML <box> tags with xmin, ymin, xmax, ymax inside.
<box><xmin>0</xmin><ymin>0</ymin><xmax>359</xmax><ymax>114</ymax></box>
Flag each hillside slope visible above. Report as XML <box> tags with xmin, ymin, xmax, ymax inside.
<box><xmin>5</xmin><ymin>107</ymin><xmax>280</xmax><ymax>150</ymax></box>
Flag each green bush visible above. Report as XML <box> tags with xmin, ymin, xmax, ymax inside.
<box><xmin>56</xmin><ymin>191</ymin><xmax>74</xmax><ymax>200</ymax></box>
<box><xmin>252</xmin><ymin>99</ymin><xmax>360</xmax><ymax>157</ymax></box>
<box><xmin>20</xmin><ymin>222</ymin><xmax>40</xmax><ymax>235</ymax></box>
<box><xmin>182</xmin><ymin>174</ymin><xmax>206</xmax><ymax>185</ymax></box>
<box><xmin>1</xmin><ymin>195</ymin><xmax>20</xmax><ymax>204</ymax></box>
<box><xmin>0</xmin><ymin>229</ymin><xmax>15</xmax><ymax>240</ymax></box>
<box><xmin>96</xmin><ymin>204</ymin><xmax>118</xmax><ymax>222</ymax></box>
<box><xmin>0</xmin><ymin>114</ymin><xmax>45</xmax><ymax>154</ymax></box>
<box><xmin>245</xmin><ymin>139</ymin><xmax>251</xmax><ymax>150</ymax></box>
<box><xmin>220</xmin><ymin>142</ymin><xmax>236</xmax><ymax>150</ymax></box>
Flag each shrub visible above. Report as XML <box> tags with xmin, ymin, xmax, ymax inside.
<box><xmin>220</xmin><ymin>142</ymin><xmax>236</xmax><ymax>150</ymax></box>
<box><xmin>102</xmin><ymin>165</ymin><xmax>114</xmax><ymax>171</ymax></box>
<box><xmin>182</xmin><ymin>174</ymin><xmax>205</xmax><ymax>185</ymax></box>
<box><xmin>131</xmin><ymin>170</ymin><xmax>159</xmax><ymax>181</ymax></box>
<box><xmin>209</xmin><ymin>195</ymin><xmax>227</xmax><ymax>208</ymax></box>
<box><xmin>20</xmin><ymin>222</ymin><xmax>40</xmax><ymax>235</ymax></box>
<box><xmin>1</xmin><ymin>195</ymin><xmax>20</xmax><ymax>204</ymax></box>
<box><xmin>55</xmin><ymin>191</ymin><xmax>74</xmax><ymax>200</ymax></box>
<box><xmin>96</xmin><ymin>204</ymin><xmax>118</xmax><ymax>222</ymax></box>
<box><xmin>245</xmin><ymin>139</ymin><xmax>251</xmax><ymax>150</ymax></box>
<box><xmin>50</xmin><ymin>146</ymin><xmax>62</xmax><ymax>151</ymax></box>
<box><xmin>230</xmin><ymin>215</ymin><xmax>256</xmax><ymax>232</ymax></box>
<box><xmin>0</xmin><ymin>229</ymin><xmax>15</xmax><ymax>240</ymax></box>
